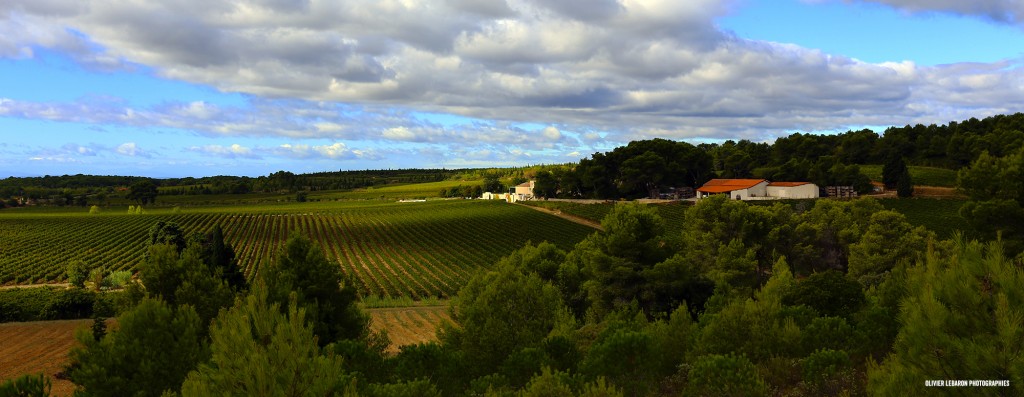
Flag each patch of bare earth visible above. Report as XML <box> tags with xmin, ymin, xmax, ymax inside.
<box><xmin>0</xmin><ymin>307</ymin><xmax>449</xmax><ymax>394</ymax></box>
<box><xmin>368</xmin><ymin>306</ymin><xmax>450</xmax><ymax>354</ymax></box>
<box><xmin>0</xmin><ymin>319</ymin><xmax>90</xmax><ymax>396</ymax></box>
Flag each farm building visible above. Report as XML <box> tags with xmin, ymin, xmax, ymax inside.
<box><xmin>696</xmin><ymin>179</ymin><xmax>769</xmax><ymax>200</ymax></box>
<box><xmin>697</xmin><ymin>179</ymin><xmax>819</xmax><ymax>200</ymax></box>
<box><xmin>766</xmin><ymin>181</ymin><xmax>820</xmax><ymax>199</ymax></box>
<box><xmin>510</xmin><ymin>180</ymin><xmax>535</xmax><ymax>201</ymax></box>
<box><xmin>481</xmin><ymin>192</ymin><xmax>513</xmax><ymax>201</ymax></box>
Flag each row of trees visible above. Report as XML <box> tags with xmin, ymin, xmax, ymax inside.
<box><xmin>700</xmin><ymin>113</ymin><xmax>1024</xmax><ymax>172</ymax></box>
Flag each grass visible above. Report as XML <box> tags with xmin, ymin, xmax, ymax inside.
<box><xmin>859</xmin><ymin>165</ymin><xmax>959</xmax><ymax>187</ymax></box>
<box><xmin>311</xmin><ymin>179</ymin><xmax>484</xmax><ymax>200</ymax></box>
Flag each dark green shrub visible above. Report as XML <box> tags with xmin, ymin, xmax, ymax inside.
<box><xmin>0</xmin><ymin>373</ymin><xmax>51</xmax><ymax>397</ymax></box>
<box><xmin>686</xmin><ymin>354</ymin><xmax>768</xmax><ymax>397</ymax></box>
<box><xmin>40</xmin><ymin>289</ymin><xmax>95</xmax><ymax>320</ymax></box>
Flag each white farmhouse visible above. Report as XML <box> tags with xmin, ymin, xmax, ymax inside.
<box><xmin>510</xmin><ymin>180</ymin><xmax>535</xmax><ymax>201</ymax></box>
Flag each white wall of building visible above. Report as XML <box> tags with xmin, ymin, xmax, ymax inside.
<box><xmin>766</xmin><ymin>184</ymin><xmax>820</xmax><ymax>199</ymax></box>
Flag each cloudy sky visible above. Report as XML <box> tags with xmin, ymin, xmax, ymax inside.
<box><xmin>1</xmin><ymin>0</ymin><xmax>1022</xmax><ymax>177</ymax></box>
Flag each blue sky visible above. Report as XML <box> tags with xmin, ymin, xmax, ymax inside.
<box><xmin>2</xmin><ymin>0</ymin><xmax>1023</xmax><ymax>177</ymax></box>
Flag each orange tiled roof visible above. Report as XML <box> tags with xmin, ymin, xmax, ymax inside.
<box><xmin>767</xmin><ymin>181</ymin><xmax>812</xmax><ymax>187</ymax></box>
<box><xmin>697</xmin><ymin>179</ymin><xmax>766</xmax><ymax>193</ymax></box>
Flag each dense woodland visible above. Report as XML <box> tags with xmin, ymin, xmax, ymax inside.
<box><xmin>2</xmin><ymin>113</ymin><xmax>1023</xmax><ymax>395</ymax></box>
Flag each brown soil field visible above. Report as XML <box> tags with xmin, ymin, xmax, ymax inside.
<box><xmin>0</xmin><ymin>306</ymin><xmax>450</xmax><ymax>394</ymax></box>
<box><xmin>367</xmin><ymin>305</ymin><xmax>450</xmax><ymax>354</ymax></box>
<box><xmin>0</xmin><ymin>319</ymin><xmax>91</xmax><ymax>396</ymax></box>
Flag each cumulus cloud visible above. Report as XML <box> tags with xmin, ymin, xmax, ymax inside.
<box><xmin>116</xmin><ymin>142</ymin><xmax>148</xmax><ymax>157</ymax></box>
<box><xmin>850</xmin><ymin>0</ymin><xmax>1024</xmax><ymax>26</ymax></box>
<box><xmin>1</xmin><ymin>0</ymin><xmax>1023</xmax><ymax>161</ymax></box>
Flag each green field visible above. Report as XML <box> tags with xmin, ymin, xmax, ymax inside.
<box><xmin>876</xmin><ymin>198</ymin><xmax>966</xmax><ymax>238</ymax></box>
<box><xmin>310</xmin><ymin>179</ymin><xmax>483</xmax><ymax>200</ymax></box>
<box><xmin>0</xmin><ymin>200</ymin><xmax>593</xmax><ymax>298</ymax></box>
<box><xmin>523</xmin><ymin>201</ymin><xmax>689</xmax><ymax>234</ymax></box>
<box><xmin>859</xmin><ymin>165</ymin><xmax>959</xmax><ymax>187</ymax></box>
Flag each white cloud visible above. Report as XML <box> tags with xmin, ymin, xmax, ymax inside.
<box><xmin>116</xmin><ymin>142</ymin><xmax>139</xmax><ymax>156</ymax></box>
<box><xmin>275</xmin><ymin>142</ymin><xmax>373</xmax><ymax>160</ymax></box>
<box><xmin>190</xmin><ymin>144</ymin><xmax>257</xmax><ymax>158</ymax></box>
<box><xmin>541</xmin><ymin>126</ymin><xmax>562</xmax><ymax>141</ymax></box>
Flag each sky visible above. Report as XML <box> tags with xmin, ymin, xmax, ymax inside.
<box><xmin>1</xmin><ymin>0</ymin><xmax>1023</xmax><ymax>178</ymax></box>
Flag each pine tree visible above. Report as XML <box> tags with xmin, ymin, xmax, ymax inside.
<box><xmin>895</xmin><ymin>167</ymin><xmax>913</xmax><ymax>198</ymax></box>
<box><xmin>180</xmin><ymin>283</ymin><xmax>355</xmax><ymax>396</ymax></box>
<box><xmin>867</xmin><ymin>237</ymin><xmax>1024</xmax><ymax>396</ymax></box>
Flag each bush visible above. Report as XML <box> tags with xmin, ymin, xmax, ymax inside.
<box><xmin>686</xmin><ymin>354</ymin><xmax>768</xmax><ymax>397</ymax></box>
<box><xmin>0</xmin><ymin>287</ymin><xmax>101</xmax><ymax>323</ymax></box>
<box><xmin>40</xmin><ymin>289</ymin><xmax>95</xmax><ymax>320</ymax></box>
<box><xmin>67</xmin><ymin>260</ymin><xmax>90</xmax><ymax>288</ymax></box>
<box><xmin>103</xmin><ymin>271</ymin><xmax>133</xmax><ymax>289</ymax></box>
<box><xmin>0</xmin><ymin>373</ymin><xmax>51</xmax><ymax>396</ymax></box>
<box><xmin>782</xmin><ymin>271</ymin><xmax>864</xmax><ymax>318</ymax></box>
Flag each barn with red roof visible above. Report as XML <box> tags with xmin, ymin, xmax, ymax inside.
<box><xmin>697</xmin><ymin>179</ymin><xmax>819</xmax><ymax>200</ymax></box>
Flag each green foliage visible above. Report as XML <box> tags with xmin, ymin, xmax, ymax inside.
<box><xmin>149</xmin><ymin>221</ymin><xmax>186</xmax><ymax>253</ymax></box>
<box><xmin>69</xmin><ymin>298</ymin><xmax>208</xmax><ymax>397</ymax></box>
<box><xmin>958</xmin><ymin>147</ymin><xmax>1024</xmax><ymax>254</ymax></box>
<box><xmin>88</xmin><ymin>205</ymin><xmax>100</xmax><ymax>214</ymax></box>
<box><xmin>800</xmin><ymin>349</ymin><xmax>857</xmax><ymax>396</ymax></box>
<box><xmin>138</xmin><ymin>243</ymin><xmax>235</xmax><ymax>326</ymax></box>
<box><xmin>128</xmin><ymin>180</ymin><xmax>159</xmax><ymax>205</ymax></box>
<box><xmin>180</xmin><ymin>283</ymin><xmax>356</xmax><ymax>396</ymax></box>
<box><xmin>581</xmin><ymin>327</ymin><xmax>657</xmax><ymax>395</ymax></box>
<box><xmin>533</xmin><ymin>171</ymin><xmax>558</xmax><ymax>199</ymax></box>
<box><xmin>881</xmin><ymin>155</ymin><xmax>906</xmax><ymax>189</ymax></box>
<box><xmin>39</xmin><ymin>288</ymin><xmax>95</xmax><ymax>320</ymax></box>
<box><xmin>262</xmin><ymin>232</ymin><xmax>369</xmax><ymax>345</ymax></box>
<box><xmin>697</xmin><ymin>259</ymin><xmax>803</xmax><ymax>361</ymax></box>
<box><xmin>443</xmin><ymin>258</ymin><xmax>569</xmax><ymax>378</ymax></box>
<box><xmin>570</xmin><ymin>203</ymin><xmax>671</xmax><ymax>317</ymax></box>
<box><xmin>0</xmin><ymin>373</ymin><xmax>51</xmax><ymax>397</ymax></box>
<box><xmin>678</xmin><ymin>195</ymin><xmax>781</xmax><ymax>286</ymax></box>
<box><xmin>895</xmin><ymin>167</ymin><xmax>913</xmax><ymax>198</ymax></box>
<box><xmin>362</xmin><ymin>379</ymin><xmax>441</xmax><ymax>397</ymax></box>
<box><xmin>574</xmin><ymin>138</ymin><xmax>712</xmax><ymax>199</ymax></box>
<box><xmin>847</xmin><ymin>211</ymin><xmax>931</xmax><ymax>285</ymax></box>
<box><xmin>194</xmin><ymin>224</ymin><xmax>246</xmax><ymax>291</ymax></box>
<box><xmin>0</xmin><ymin>287</ymin><xmax>104</xmax><ymax>322</ymax></box>
<box><xmin>782</xmin><ymin>271</ymin><xmax>865</xmax><ymax>318</ymax></box>
<box><xmin>103</xmin><ymin>270</ymin><xmax>133</xmax><ymax>289</ymax></box>
<box><xmin>792</xmin><ymin>198</ymin><xmax>884</xmax><ymax>273</ymax></box>
<box><xmin>867</xmin><ymin>237</ymin><xmax>1024</xmax><ymax>396</ymax></box>
<box><xmin>686</xmin><ymin>353</ymin><xmax>768</xmax><ymax>397</ymax></box>
<box><xmin>67</xmin><ymin>260</ymin><xmax>90</xmax><ymax>288</ymax></box>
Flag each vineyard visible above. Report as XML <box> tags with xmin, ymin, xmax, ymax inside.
<box><xmin>0</xmin><ymin>200</ymin><xmax>594</xmax><ymax>298</ymax></box>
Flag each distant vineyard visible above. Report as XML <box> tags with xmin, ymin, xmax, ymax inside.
<box><xmin>0</xmin><ymin>200</ymin><xmax>594</xmax><ymax>298</ymax></box>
